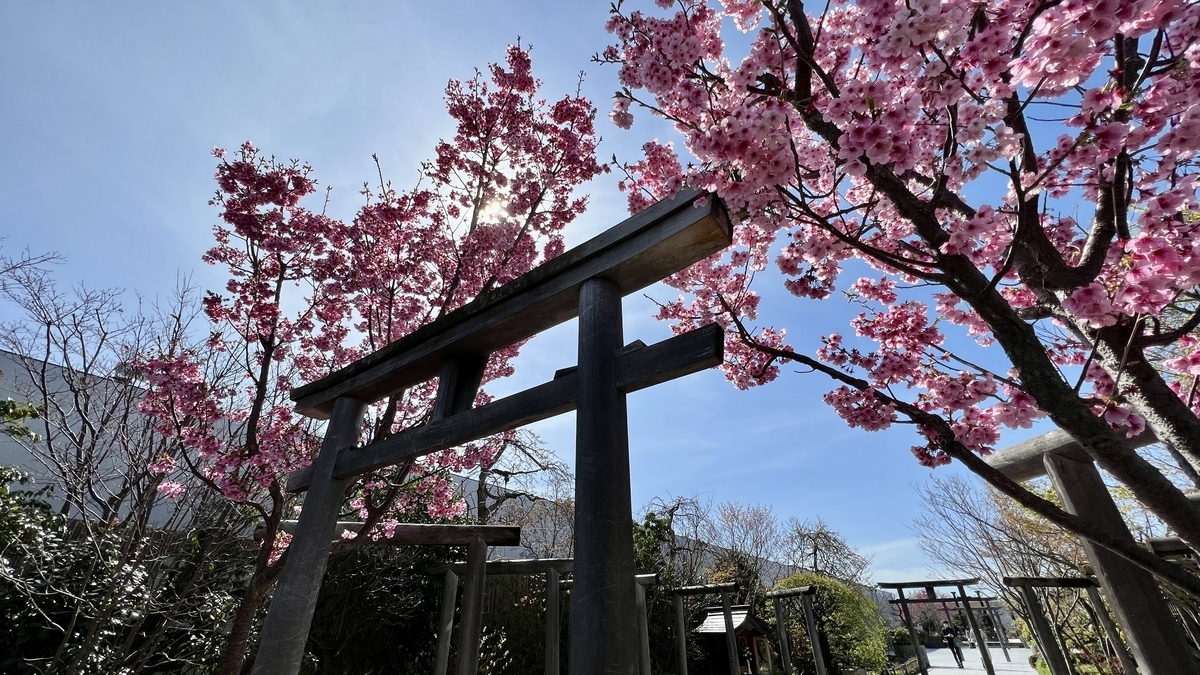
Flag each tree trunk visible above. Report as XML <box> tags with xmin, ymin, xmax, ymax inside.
<box><xmin>217</xmin><ymin>572</ymin><xmax>275</xmax><ymax>675</ymax></box>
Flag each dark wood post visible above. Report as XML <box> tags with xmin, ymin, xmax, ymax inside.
<box><xmin>546</xmin><ymin>568</ymin><xmax>561</xmax><ymax>675</ymax></box>
<box><xmin>675</xmin><ymin>595</ymin><xmax>688</xmax><ymax>675</ymax></box>
<box><xmin>435</xmin><ymin>569</ymin><xmax>460</xmax><ymax>675</ymax></box>
<box><xmin>1016</xmin><ymin>585</ymin><xmax>1071</xmax><ymax>675</ymax></box>
<box><xmin>572</xmin><ymin>277</ymin><xmax>639</xmax><ymax>675</ymax></box>
<box><xmin>1044</xmin><ymin>453</ymin><xmax>1200</xmax><ymax>675</ymax></box>
<box><xmin>251</xmin><ymin>396</ymin><xmax>364</xmax><ymax>675</ymax></box>
<box><xmin>955</xmin><ymin>586</ymin><xmax>995</xmax><ymax>675</ymax></box>
<box><xmin>636</xmin><ymin>581</ymin><xmax>651</xmax><ymax>675</ymax></box>
<box><xmin>720</xmin><ymin>592</ymin><xmax>739</xmax><ymax>675</ymax></box>
<box><xmin>939</xmin><ymin>599</ymin><xmax>953</xmax><ymax>625</ymax></box>
<box><xmin>773</xmin><ymin>599</ymin><xmax>794</xmax><ymax>675</ymax></box>
<box><xmin>1084</xmin><ymin>586</ymin><xmax>1137</xmax><ymax>675</ymax></box>
<box><xmin>985</xmin><ymin>603</ymin><xmax>1011</xmax><ymax>662</ymax></box>
<box><xmin>456</xmin><ymin>536</ymin><xmax>487</xmax><ymax>675</ymax></box>
<box><xmin>800</xmin><ymin>592</ymin><xmax>828</xmax><ymax>675</ymax></box>
<box><xmin>893</xmin><ymin>588</ymin><xmax>928</xmax><ymax>675</ymax></box>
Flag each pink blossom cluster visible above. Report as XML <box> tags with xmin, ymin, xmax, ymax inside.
<box><xmin>604</xmin><ymin>0</ymin><xmax>1200</xmax><ymax>465</ymax></box>
<box><xmin>139</xmin><ymin>46</ymin><xmax>603</xmax><ymax>561</ymax></box>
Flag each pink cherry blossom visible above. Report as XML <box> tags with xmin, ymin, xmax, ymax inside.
<box><xmin>601</xmin><ymin>0</ymin><xmax>1200</xmax><ymax>505</ymax></box>
<box><xmin>137</xmin><ymin>47</ymin><xmax>603</xmax><ymax>659</ymax></box>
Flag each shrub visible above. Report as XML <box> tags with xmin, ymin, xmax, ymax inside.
<box><xmin>774</xmin><ymin>573</ymin><xmax>887</xmax><ymax>675</ymax></box>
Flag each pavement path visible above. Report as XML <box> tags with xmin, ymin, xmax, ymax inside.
<box><xmin>926</xmin><ymin>646</ymin><xmax>1038</xmax><ymax>674</ymax></box>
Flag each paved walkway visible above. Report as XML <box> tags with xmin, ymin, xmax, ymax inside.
<box><xmin>926</xmin><ymin>646</ymin><xmax>1037</xmax><ymax>674</ymax></box>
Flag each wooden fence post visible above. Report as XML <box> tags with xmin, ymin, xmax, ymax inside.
<box><xmin>435</xmin><ymin>569</ymin><xmax>459</xmax><ymax>675</ymax></box>
<box><xmin>455</xmin><ymin>536</ymin><xmax>487</xmax><ymax>675</ymax></box>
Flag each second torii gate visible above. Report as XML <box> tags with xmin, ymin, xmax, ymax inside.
<box><xmin>1003</xmin><ymin>576</ymin><xmax>1139</xmax><ymax>675</ymax></box>
<box><xmin>884</xmin><ymin>594</ymin><xmax>1012</xmax><ymax>663</ymax></box>
<box><xmin>878</xmin><ymin>579</ymin><xmax>995</xmax><ymax>675</ymax></box>
<box><xmin>250</xmin><ymin>190</ymin><xmax>732</xmax><ymax>675</ymax></box>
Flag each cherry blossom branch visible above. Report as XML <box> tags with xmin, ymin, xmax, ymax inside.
<box><xmin>720</xmin><ymin>311</ymin><xmax>1200</xmax><ymax>597</ymax></box>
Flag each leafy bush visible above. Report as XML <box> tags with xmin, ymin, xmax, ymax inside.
<box><xmin>0</xmin><ymin>465</ymin><xmax>248</xmax><ymax>673</ymax></box>
<box><xmin>774</xmin><ymin>573</ymin><xmax>887</xmax><ymax>675</ymax></box>
<box><xmin>301</xmin><ymin>542</ymin><xmax>461</xmax><ymax>675</ymax></box>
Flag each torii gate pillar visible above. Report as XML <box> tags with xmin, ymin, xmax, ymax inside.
<box><xmin>573</xmin><ymin>278</ymin><xmax>639</xmax><ymax>674</ymax></box>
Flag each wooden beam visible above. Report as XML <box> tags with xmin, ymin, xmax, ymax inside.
<box><xmin>1016</xmin><ymin>585</ymin><xmax>1072</xmax><ymax>675</ymax></box>
<box><xmin>801</xmin><ymin>592</ymin><xmax>829</xmax><ymax>675</ymax></box>
<box><xmin>764</xmin><ymin>586</ymin><xmax>814</xmax><ymax>599</ymax></box>
<box><xmin>888</xmin><ymin>596</ymin><xmax>1003</xmax><ymax>605</ymax></box>
<box><xmin>1148</xmin><ymin>536</ymin><xmax>1195</xmax><ymax>557</ymax></box>
<box><xmin>636</xmin><ymin>582</ymin><xmax>652</xmax><ymax>675</ymax></box>
<box><xmin>274</xmin><ymin>520</ymin><xmax>520</xmax><ymax>546</ymax></box>
<box><xmin>292</xmin><ymin>190</ymin><xmax>732</xmax><ymax>418</ymax></box>
<box><xmin>431</xmin><ymin>355</ymin><xmax>486</xmax><ymax>422</ymax></box>
<box><xmin>286</xmin><ymin>323</ymin><xmax>724</xmax><ymax>492</ymax></box>
<box><xmin>670</xmin><ymin>582</ymin><xmax>739</xmax><ymax>596</ymax></box>
<box><xmin>956</xmin><ymin>583</ymin><xmax>996</xmax><ymax>675</ymax></box>
<box><xmin>456</xmin><ymin>536</ymin><xmax>487</xmax><ymax>675</ymax></box>
<box><xmin>545</xmin><ymin>568</ymin><xmax>561</xmax><ymax>675</ymax></box>
<box><xmin>251</xmin><ymin>397</ymin><xmax>365</xmax><ymax>675</ymax></box>
<box><xmin>572</xmin><ymin>277</ymin><xmax>640</xmax><ymax>675</ymax></box>
<box><xmin>676</xmin><ymin>594</ymin><xmax>689</xmax><ymax>675</ymax></box>
<box><xmin>434</xmin><ymin>569</ymin><xmax>458</xmax><ymax>675</ymax></box>
<box><xmin>1002</xmin><ymin>576</ymin><xmax>1097</xmax><ymax>589</ymax></box>
<box><xmin>986</xmin><ymin>428</ymin><xmax>1156</xmax><ymax>482</ymax></box>
<box><xmin>1085</xmin><ymin>585</ymin><xmax>1139</xmax><ymax>675</ymax></box>
<box><xmin>773</xmin><ymin>597</ymin><xmax>794</xmax><ymax>675</ymax></box>
<box><xmin>721</xmin><ymin>592</ymin><xmax>739</xmax><ymax>675</ymax></box>
<box><xmin>428</xmin><ymin>558</ymin><xmax>576</xmax><ymax>575</ymax></box>
<box><xmin>877</xmin><ymin>578</ymin><xmax>980</xmax><ymax>589</ymax></box>
<box><xmin>893</xmin><ymin>587</ymin><xmax>929</xmax><ymax>675</ymax></box>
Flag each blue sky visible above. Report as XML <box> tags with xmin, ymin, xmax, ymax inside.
<box><xmin>0</xmin><ymin>1</ymin><xmax>1047</xmax><ymax>581</ymax></box>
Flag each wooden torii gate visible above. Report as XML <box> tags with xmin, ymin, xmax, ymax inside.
<box><xmin>986</xmin><ymin>430</ymin><xmax>1199</xmax><ymax>675</ymax></box>
<box><xmin>423</xmin><ymin>558</ymin><xmax>659</xmax><ymax>675</ymax></box>
<box><xmin>878</xmin><ymin>579</ymin><xmax>995</xmax><ymax>675</ymax></box>
<box><xmin>884</xmin><ymin>594</ymin><xmax>1012</xmax><ymax>662</ymax></box>
<box><xmin>1003</xmin><ymin>576</ymin><xmax>1138</xmax><ymax>675</ymax></box>
<box><xmin>669</xmin><ymin>582</ymin><xmax>740</xmax><ymax>675</ymax></box>
<box><xmin>765</xmin><ymin>585</ymin><xmax>828</xmax><ymax>675</ymax></box>
<box><xmin>250</xmin><ymin>191</ymin><xmax>732</xmax><ymax>675</ymax></box>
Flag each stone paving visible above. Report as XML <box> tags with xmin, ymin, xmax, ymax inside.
<box><xmin>926</xmin><ymin>646</ymin><xmax>1038</xmax><ymax>674</ymax></box>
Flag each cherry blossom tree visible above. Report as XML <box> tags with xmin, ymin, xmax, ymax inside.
<box><xmin>601</xmin><ymin>0</ymin><xmax>1200</xmax><ymax>592</ymax></box>
<box><xmin>138</xmin><ymin>44</ymin><xmax>603</xmax><ymax>673</ymax></box>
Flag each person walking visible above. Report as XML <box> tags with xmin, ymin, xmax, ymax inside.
<box><xmin>942</xmin><ymin>620</ymin><xmax>965</xmax><ymax>668</ymax></box>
